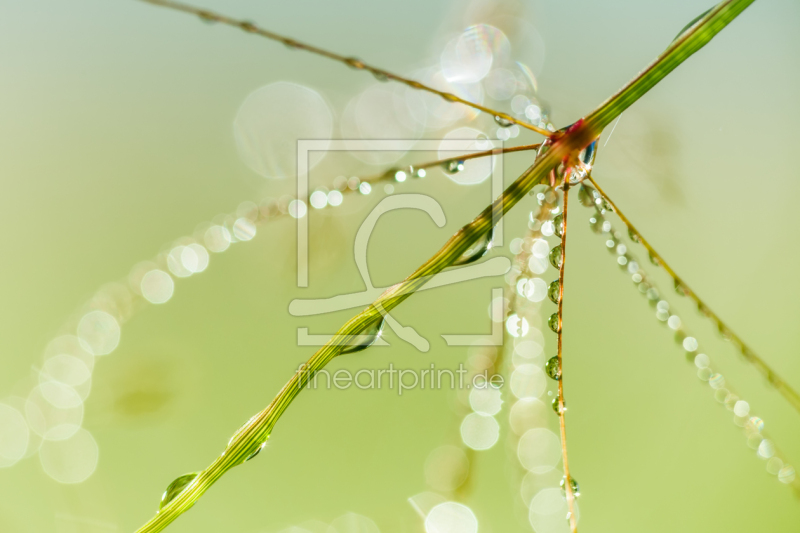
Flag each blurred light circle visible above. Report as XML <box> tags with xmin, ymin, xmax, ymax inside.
<box><xmin>506</xmin><ymin>314</ymin><xmax>529</xmax><ymax>338</ymax></box>
<box><xmin>327</xmin><ymin>190</ymin><xmax>344</xmax><ymax>207</ymax></box>
<box><xmin>167</xmin><ymin>246</ymin><xmax>193</xmax><ymax>278</ymax></box>
<box><xmin>39</xmin><ymin>381</ymin><xmax>83</xmax><ymax>409</ymax></box>
<box><xmin>204</xmin><ymin>225</ymin><xmax>232</xmax><ymax>253</ymax></box>
<box><xmin>405</xmin><ymin>67</ymin><xmax>483</xmax><ymax>130</ymax></box>
<box><xmin>234</xmin><ymin>82</ymin><xmax>332</xmax><ymax>179</ymax></box>
<box><xmin>425</xmin><ymin>502</ymin><xmax>478</xmax><ymax>533</ymax></box>
<box><xmin>529</xmin><ymin>487</ymin><xmax>579</xmax><ymax>533</ymax></box>
<box><xmin>526</xmin><ymin>278</ymin><xmax>547</xmax><ymax>302</ymax></box>
<box><xmin>233</xmin><ymin>217</ymin><xmax>257</xmax><ymax>241</ymax></box>
<box><xmin>41</xmin><ymin>354</ymin><xmax>90</xmax><ymax>388</ymax></box>
<box><xmin>510</xmin><ymin>364</ymin><xmax>546</xmax><ymax>399</ymax></box>
<box><xmin>39</xmin><ymin>427</ymin><xmax>99</xmax><ymax>484</ymax></box>
<box><xmin>514</xmin><ymin>340</ymin><xmax>543</xmax><ymax>361</ymax></box>
<box><xmin>140</xmin><ymin>270</ymin><xmax>174</xmax><ymax>304</ymax></box>
<box><xmin>528</xmin><ymin>255</ymin><xmax>548</xmax><ymax>275</ymax></box>
<box><xmin>438</xmin><ymin>127</ymin><xmax>496</xmax><ymax>185</ymax></box>
<box><xmin>424</xmin><ymin>445</ymin><xmax>469</xmax><ymax>492</ymax></box>
<box><xmin>520</xmin><ymin>469</ymin><xmax>564</xmax><ymax>507</ymax></box>
<box><xmin>340</xmin><ymin>84</ymin><xmax>423</xmax><ymax>165</ymax></box>
<box><xmin>26</xmin><ymin>385</ymin><xmax>83</xmax><ymax>441</ymax></box>
<box><xmin>518</xmin><ymin>428</ymin><xmax>562</xmax><ymax>473</ymax></box>
<box><xmin>77</xmin><ymin>310</ymin><xmax>120</xmax><ymax>356</ymax></box>
<box><xmin>309</xmin><ymin>190</ymin><xmax>328</xmax><ymax>209</ymax></box>
<box><xmin>484</xmin><ymin>68</ymin><xmax>517</xmax><ymax>100</ymax></box>
<box><xmin>329</xmin><ymin>512</ymin><xmax>381</xmax><ymax>533</ymax></box>
<box><xmin>509</xmin><ymin>398</ymin><xmax>547</xmax><ymax>436</ymax></box>
<box><xmin>469</xmin><ymin>386</ymin><xmax>503</xmax><ymax>416</ymax></box>
<box><xmin>531</xmin><ymin>239</ymin><xmax>549</xmax><ymax>258</ymax></box>
<box><xmin>44</xmin><ymin>336</ymin><xmax>94</xmax><ymax>373</ymax></box>
<box><xmin>460</xmin><ymin>412</ymin><xmax>499</xmax><ymax>450</ymax></box>
<box><xmin>0</xmin><ymin>404</ymin><xmax>29</xmax><ymax>467</ymax></box>
<box><xmin>289</xmin><ymin>200</ymin><xmax>307</xmax><ymax>219</ymax></box>
<box><xmin>440</xmin><ymin>26</ymin><xmax>495</xmax><ymax>84</ymax></box>
<box><xmin>184</xmin><ymin>243</ymin><xmax>209</xmax><ymax>273</ymax></box>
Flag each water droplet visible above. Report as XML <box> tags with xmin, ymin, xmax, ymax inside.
<box><xmin>548</xmin><ymin>245</ymin><xmax>562</xmax><ymax>269</ymax></box>
<box><xmin>628</xmin><ymin>228</ymin><xmax>640</xmax><ymax>243</ymax></box>
<box><xmin>160</xmin><ymin>472</ymin><xmax>199</xmax><ymax>510</ymax></box>
<box><xmin>444</xmin><ymin>159</ymin><xmax>465</xmax><ymax>174</ymax></box>
<box><xmin>240</xmin><ymin>20</ymin><xmax>258</xmax><ymax>33</ymax></box>
<box><xmin>673</xmin><ymin>8</ymin><xmax>713</xmax><ymax>42</ymax></box>
<box><xmin>547</xmin><ymin>280</ymin><xmax>560</xmax><ymax>304</ymax></box>
<box><xmin>578</xmin><ymin>185</ymin><xmax>595</xmax><ymax>207</ymax></box>
<box><xmin>545</xmin><ymin>357</ymin><xmax>561</xmax><ymax>381</ymax></box>
<box><xmin>244</xmin><ymin>441</ymin><xmax>267</xmax><ymax>462</ymax></box>
<box><xmin>560</xmin><ymin>476</ymin><xmax>580</xmax><ymax>497</ymax></box>
<box><xmin>553</xmin><ymin>214</ymin><xmax>564</xmax><ymax>238</ymax></box>
<box><xmin>494</xmin><ymin>115</ymin><xmax>514</xmax><ymax>128</ymax></box>
<box><xmin>551</xmin><ymin>398</ymin><xmax>566</xmax><ymax>415</ymax></box>
<box><xmin>453</xmin><ymin>229</ymin><xmax>493</xmax><ymax>266</ymax></box>
<box><xmin>648</xmin><ymin>252</ymin><xmax>660</xmax><ymax>266</ymax></box>
<box><xmin>197</xmin><ymin>11</ymin><xmax>216</xmax><ymax>23</ymax></box>
<box><xmin>345</xmin><ymin>57</ymin><xmax>365</xmax><ymax>69</ymax></box>
<box><xmin>372</xmin><ymin>70</ymin><xmax>389</xmax><ymax>82</ymax></box>
<box><xmin>547</xmin><ymin>313</ymin><xmax>560</xmax><ymax>333</ymax></box>
<box><xmin>674</xmin><ymin>280</ymin><xmax>688</xmax><ymax>296</ymax></box>
<box><xmin>340</xmin><ymin>318</ymin><xmax>385</xmax><ymax>354</ymax></box>
<box><xmin>441</xmin><ymin>92</ymin><xmax>460</xmax><ymax>102</ymax></box>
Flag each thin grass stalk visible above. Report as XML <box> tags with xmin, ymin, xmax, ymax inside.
<box><xmin>137</xmin><ymin>0</ymin><xmax>552</xmax><ymax>137</ymax></box>
<box><xmin>586</xmin><ymin>176</ymin><xmax>800</xmax><ymax>414</ymax></box>
<box><xmin>134</xmin><ymin>1</ymin><xmax>757</xmax><ymax>530</ymax></box>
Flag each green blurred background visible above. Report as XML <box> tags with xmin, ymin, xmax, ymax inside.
<box><xmin>1</xmin><ymin>0</ymin><xmax>799</xmax><ymax>531</ymax></box>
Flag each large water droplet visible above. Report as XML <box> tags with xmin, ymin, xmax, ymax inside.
<box><xmin>443</xmin><ymin>159</ymin><xmax>465</xmax><ymax>174</ymax></box>
<box><xmin>551</xmin><ymin>398</ymin><xmax>566</xmax><ymax>415</ymax></box>
<box><xmin>494</xmin><ymin>115</ymin><xmax>513</xmax><ymax>128</ymax></box>
<box><xmin>561</xmin><ymin>475</ymin><xmax>580</xmax><ymax>498</ymax></box>
<box><xmin>553</xmin><ymin>214</ymin><xmax>564</xmax><ymax>238</ymax></box>
<box><xmin>243</xmin><ymin>441</ymin><xmax>267</xmax><ymax>462</ymax></box>
<box><xmin>547</xmin><ymin>279</ymin><xmax>560</xmax><ymax>304</ymax></box>
<box><xmin>578</xmin><ymin>184</ymin><xmax>595</xmax><ymax>207</ymax></box>
<box><xmin>340</xmin><ymin>318</ymin><xmax>386</xmax><ymax>354</ymax></box>
<box><xmin>548</xmin><ymin>245</ymin><xmax>562</xmax><ymax>269</ymax></box>
<box><xmin>453</xmin><ymin>229</ymin><xmax>494</xmax><ymax>266</ymax></box>
<box><xmin>160</xmin><ymin>472</ymin><xmax>199</xmax><ymax>510</ymax></box>
<box><xmin>547</xmin><ymin>313</ymin><xmax>560</xmax><ymax>333</ymax></box>
<box><xmin>545</xmin><ymin>357</ymin><xmax>561</xmax><ymax>381</ymax></box>
<box><xmin>673</xmin><ymin>8</ymin><xmax>713</xmax><ymax>42</ymax></box>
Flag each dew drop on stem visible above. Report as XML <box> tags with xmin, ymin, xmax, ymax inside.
<box><xmin>340</xmin><ymin>318</ymin><xmax>386</xmax><ymax>354</ymax></box>
<box><xmin>443</xmin><ymin>159</ymin><xmax>465</xmax><ymax>174</ymax></box>
<box><xmin>494</xmin><ymin>115</ymin><xmax>514</xmax><ymax>127</ymax></box>
<box><xmin>545</xmin><ymin>356</ymin><xmax>561</xmax><ymax>380</ymax></box>
<box><xmin>548</xmin><ymin>313</ymin><xmax>560</xmax><ymax>333</ymax></box>
<box><xmin>160</xmin><ymin>472</ymin><xmax>199</xmax><ymax>511</ymax></box>
<box><xmin>548</xmin><ymin>279</ymin><xmax>561</xmax><ymax>304</ymax></box>
<box><xmin>561</xmin><ymin>475</ymin><xmax>580</xmax><ymax>497</ymax></box>
<box><xmin>452</xmin><ymin>228</ymin><xmax>494</xmax><ymax>266</ymax></box>
<box><xmin>549</xmin><ymin>245</ymin><xmax>563</xmax><ymax>269</ymax></box>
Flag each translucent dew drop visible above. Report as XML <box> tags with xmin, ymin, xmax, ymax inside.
<box><xmin>494</xmin><ymin>115</ymin><xmax>513</xmax><ymax>128</ymax></box>
<box><xmin>160</xmin><ymin>472</ymin><xmax>199</xmax><ymax>510</ymax></box>
<box><xmin>560</xmin><ymin>476</ymin><xmax>580</xmax><ymax>498</ymax></box>
<box><xmin>443</xmin><ymin>160</ymin><xmax>465</xmax><ymax>174</ymax></box>
<box><xmin>548</xmin><ymin>245</ymin><xmax>562</xmax><ymax>269</ymax></box>
<box><xmin>545</xmin><ymin>357</ymin><xmax>561</xmax><ymax>381</ymax></box>
<box><xmin>551</xmin><ymin>398</ymin><xmax>566</xmax><ymax>415</ymax></box>
<box><xmin>553</xmin><ymin>214</ymin><xmax>564</xmax><ymax>238</ymax></box>
<box><xmin>340</xmin><ymin>318</ymin><xmax>386</xmax><ymax>354</ymax></box>
<box><xmin>578</xmin><ymin>185</ymin><xmax>595</xmax><ymax>207</ymax></box>
<box><xmin>547</xmin><ymin>279</ymin><xmax>560</xmax><ymax>304</ymax></box>
<box><xmin>452</xmin><ymin>229</ymin><xmax>493</xmax><ymax>266</ymax></box>
<box><xmin>547</xmin><ymin>313</ymin><xmax>560</xmax><ymax>333</ymax></box>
